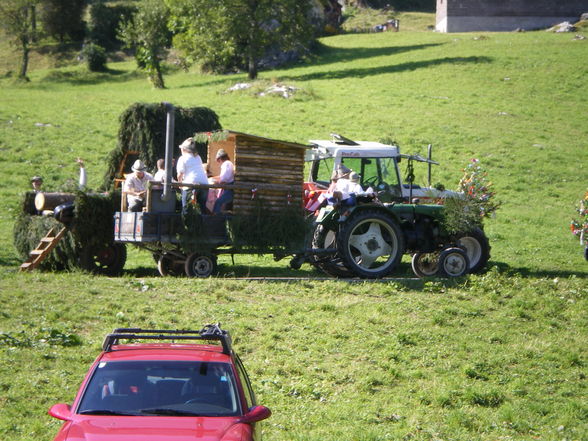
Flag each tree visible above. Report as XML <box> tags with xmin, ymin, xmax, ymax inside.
<box><xmin>119</xmin><ymin>0</ymin><xmax>170</xmax><ymax>89</ymax></box>
<box><xmin>39</xmin><ymin>0</ymin><xmax>85</xmax><ymax>43</ymax></box>
<box><xmin>0</xmin><ymin>0</ymin><xmax>37</xmax><ymax>80</ymax></box>
<box><xmin>167</xmin><ymin>0</ymin><xmax>315</xmax><ymax>80</ymax></box>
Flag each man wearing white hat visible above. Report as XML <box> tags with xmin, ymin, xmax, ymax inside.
<box><xmin>123</xmin><ymin>159</ymin><xmax>154</xmax><ymax>212</ymax></box>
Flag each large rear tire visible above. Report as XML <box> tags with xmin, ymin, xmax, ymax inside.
<box><xmin>337</xmin><ymin>210</ymin><xmax>405</xmax><ymax>278</ymax></box>
<box><xmin>79</xmin><ymin>243</ymin><xmax>126</xmax><ymax>276</ymax></box>
<box><xmin>456</xmin><ymin>228</ymin><xmax>490</xmax><ymax>273</ymax></box>
<box><xmin>310</xmin><ymin>225</ymin><xmax>354</xmax><ymax>278</ymax></box>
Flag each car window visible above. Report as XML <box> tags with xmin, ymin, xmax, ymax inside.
<box><xmin>235</xmin><ymin>355</ymin><xmax>256</xmax><ymax>409</ymax></box>
<box><xmin>77</xmin><ymin>361</ymin><xmax>241</xmax><ymax>417</ymax></box>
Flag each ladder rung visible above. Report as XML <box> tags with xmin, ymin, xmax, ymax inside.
<box><xmin>41</xmin><ymin>237</ymin><xmax>55</xmax><ymax>242</ymax></box>
<box><xmin>30</xmin><ymin>250</ymin><xmax>44</xmax><ymax>256</ymax></box>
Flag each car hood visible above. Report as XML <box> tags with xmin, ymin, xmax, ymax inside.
<box><xmin>59</xmin><ymin>416</ymin><xmax>251</xmax><ymax>441</ymax></box>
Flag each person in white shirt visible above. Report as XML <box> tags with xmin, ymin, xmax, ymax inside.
<box><xmin>211</xmin><ymin>149</ymin><xmax>235</xmax><ymax>214</ymax></box>
<box><xmin>176</xmin><ymin>137</ymin><xmax>208</xmax><ymax>214</ymax></box>
<box><xmin>153</xmin><ymin>159</ymin><xmax>166</xmax><ymax>182</ymax></box>
<box><xmin>123</xmin><ymin>159</ymin><xmax>154</xmax><ymax>212</ymax></box>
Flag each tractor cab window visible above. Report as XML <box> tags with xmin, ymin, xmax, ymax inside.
<box><xmin>340</xmin><ymin>157</ymin><xmax>401</xmax><ymax>201</ymax></box>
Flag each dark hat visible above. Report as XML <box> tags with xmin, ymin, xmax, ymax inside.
<box><xmin>31</xmin><ymin>175</ymin><xmax>43</xmax><ymax>182</ymax></box>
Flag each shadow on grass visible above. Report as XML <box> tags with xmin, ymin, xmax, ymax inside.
<box><xmin>492</xmin><ymin>261</ymin><xmax>588</xmax><ymax>279</ymax></box>
<box><xmin>39</xmin><ymin>68</ymin><xmax>145</xmax><ymax>86</ymax></box>
<box><xmin>281</xmin><ymin>56</ymin><xmax>493</xmax><ymax>82</ymax></box>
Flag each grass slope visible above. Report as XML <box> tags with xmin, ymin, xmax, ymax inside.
<box><xmin>1</xmin><ymin>15</ymin><xmax>587</xmax><ymax>441</ymax></box>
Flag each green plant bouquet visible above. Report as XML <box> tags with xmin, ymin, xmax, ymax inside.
<box><xmin>443</xmin><ymin>159</ymin><xmax>499</xmax><ymax>234</ymax></box>
<box><xmin>570</xmin><ymin>190</ymin><xmax>588</xmax><ymax>260</ymax></box>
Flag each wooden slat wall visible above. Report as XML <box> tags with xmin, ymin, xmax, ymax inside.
<box><xmin>232</xmin><ymin>133</ymin><xmax>306</xmax><ymax>214</ymax></box>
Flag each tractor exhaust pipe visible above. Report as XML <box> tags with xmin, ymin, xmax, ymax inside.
<box><xmin>161</xmin><ymin>102</ymin><xmax>175</xmax><ymax>202</ymax></box>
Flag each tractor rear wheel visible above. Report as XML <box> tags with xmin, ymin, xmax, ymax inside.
<box><xmin>337</xmin><ymin>211</ymin><xmax>405</xmax><ymax>278</ymax></box>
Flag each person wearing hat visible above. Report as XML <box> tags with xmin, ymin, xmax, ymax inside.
<box><xmin>123</xmin><ymin>159</ymin><xmax>154</xmax><ymax>212</ymax></box>
<box><xmin>176</xmin><ymin>137</ymin><xmax>209</xmax><ymax>214</ymax></box>
<box><xmin>30</xmin><ymin>176</ymin><xmax>43</xmax><ymax>193</ymax></box>
<box><xmin>211</xmin><ymin>149</ymin><xmax>235</xmax><ymax>214</ymax></box>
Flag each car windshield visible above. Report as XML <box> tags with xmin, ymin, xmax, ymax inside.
<box><xmin>77</xmin><ymin>361</ymin><xmax>241</xmax><ymax>417</ymax></box>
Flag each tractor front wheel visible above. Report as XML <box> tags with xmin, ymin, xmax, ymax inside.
<box><xmin>438</xmin><ymin>247</ymin><xmax>469</xmax><ymax>278</ymax></box>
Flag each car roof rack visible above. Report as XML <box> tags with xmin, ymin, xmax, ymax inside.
<box><xmin>102</xmin><ymin>323</ymin><xmax>233</xmax><ymax>355</ymax></box>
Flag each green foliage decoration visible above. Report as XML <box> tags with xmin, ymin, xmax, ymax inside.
<box><xmin>570</xmin><ymin>189</ymin><xmax>588</xmax><ymax>245</ymax></box>
<box><xmin>72</xmin><ymin>191</ymin><xmax>120</xmax><ymax>250</ymax></box>
<box><xmin>12</xmin><ymin>191</ymin><xmax>120</xmax><ymax>270</ymax></box>
<box><xmin>102</xmin><ymin>103</ymin><xmax>222</xmax><ymax>191</ymax></box>
<box><xmin>13</xmin><ymin>206</ymin><xmax>78</xmax><ymax>271</ymax></box>
<box><xmin>228</xmin><ymin>197</ymin><xmax>309</xmax><ymax>253</ymax></box>
<box><xmin>442</xmin><ymin>159</ymin><xmax>499</xmax><ymax>235</ymax></box>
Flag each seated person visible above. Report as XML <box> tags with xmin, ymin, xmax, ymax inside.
<box><xmin>211</xmin><ymin>149</ymin><xmax>235</xmax><ymax>214</ymax></box>
<box><xmin>123</xmin><ymin>160</ymin><xmax>154</xmax><ymax>212</ymax></box>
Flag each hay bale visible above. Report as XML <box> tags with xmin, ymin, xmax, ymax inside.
<box><xmin>102</xmin><ymin>103</ymin><xmax>222</xmax><ymax>190</ymax></box>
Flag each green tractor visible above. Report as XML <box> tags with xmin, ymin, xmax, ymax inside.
<box><xmin>303</xmin><ymin>135</ymin><xmax>490</xmax><ymax>278</ymax></box>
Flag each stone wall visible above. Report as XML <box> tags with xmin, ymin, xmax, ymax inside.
<box><xmin>436</xmin><ymin>0</ymin><xmax>588</xmax><ymax>32</ymax></box>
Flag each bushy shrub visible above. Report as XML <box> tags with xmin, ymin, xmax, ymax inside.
<box><xmin>81</xmin><ymin>42</ymin><xmax>107</xmax><ymax>72</ymax></box>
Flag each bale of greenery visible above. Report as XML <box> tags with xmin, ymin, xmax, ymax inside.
<box><xmin>13</xmin><ymin>192</ymin><xmax>120</xmax><ymax>270</ymax></box>
<box><xmin>102</xmin><ymin>103</ymin><xmax>222</xmax><ymax>190</ymax></box>
<box><xmin>13</xmin><ymin>210</ymin><xmax>78</xmax><ymax>271</ymax></box>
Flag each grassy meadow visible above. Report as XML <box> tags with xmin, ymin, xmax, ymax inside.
<box><xmin>1</xmin><ymin>13</ymin><xmax>588</xmax><ymax>441</ymax></box>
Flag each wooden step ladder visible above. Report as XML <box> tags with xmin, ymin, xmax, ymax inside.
<box><xmin>19</xmin><ymin>226</ymin><xmax>67</xmax><ymax>272</ymax></box>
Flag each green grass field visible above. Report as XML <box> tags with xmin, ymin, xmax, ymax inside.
<box><xmin>1</xmin><ymin>15</ymin><xmax>587</xmax><ymax>441</ymax></box>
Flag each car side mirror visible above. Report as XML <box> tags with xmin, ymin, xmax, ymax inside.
<box><xmin>239</xmin><ymin>405</ymin><xmax>271</xmax><ymax>424</ymax></box>
<box><xmin>48</xmin><ymin>403</ymin><xmax>72</xmax><ymax>421</ymax></box>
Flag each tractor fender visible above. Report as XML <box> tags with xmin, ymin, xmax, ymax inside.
<box><xmin>339</xmin><ymin>203</ymin><xmax>404</xmax><ymax>226</ymax></box>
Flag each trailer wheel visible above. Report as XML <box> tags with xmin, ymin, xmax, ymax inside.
<box><xmin>456</xmin><ymin>228</ymin><xmax>490</xmax><ymax>273</ymax></box>
<box><xmin>411</xmin><ymin>252</ymin><xmax>439</xmax><ymax>278</ymax></box>
<box><xmin>438</xmin><ymin>247</ymin><xmax>469</xmax><ymax>278</ymax></box>
<box><xmin>79</xmin><ymin>243</ymin><xmax>126</xmax><ymax>276</ymax></box>
<box><xmin>157</xmin><ymin>252</ymin><xmax>185</xmax><ymax>277</ymax></box>
<box><xmin>310</xmin><ymin>225</ymin><xmax>354</xmax><ymax>278</ymax></box>
<box><xmin>184</xmin><ymin>253</ymin><xmax>217</xmax><ymax>278</ymax></box>
<box><xmin>338</xmin><ymin>211</ymin><xmax>405</xmax><ymax>278</ymax></box>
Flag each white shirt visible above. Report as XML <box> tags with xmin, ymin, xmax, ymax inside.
<box><xmin>218</xmin><ymin>160</ymin><xmax>234</xmax><ymax>183</ymax></box>
<box><xmin>177</xmin><ymin>153</ymin><xmax>208</xmax><ymax>185</ymax></box>
<box><xmin>335</xmin><ymin>178</ymin><xmax>362</xmax><ymax>199</ymax></box>
<box><xmin>153</xmin><ymin>169</ymin><xmax>166</xmax><ymax>182</ymax></box>
<box><xmin>123</xmin><ymin>172</ymin><xmax>154</xmax><ymax>206</ymax></box>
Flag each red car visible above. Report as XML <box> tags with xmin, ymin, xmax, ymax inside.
<box><xmin>48</xmin><ymin>325</ymin><xmax>271</xmax><ymax>441</ymax></box>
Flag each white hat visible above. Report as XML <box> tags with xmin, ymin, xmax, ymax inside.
<box><xmin>131</xmin><ymin>159</ymin><xmax>147</xmax><ymax>172</ymax></box>
<box><xmin>216</xmin><ymin>149</ymin><xmax>228</xmax><ymax>160</ymax></box>
<box><xmin>350</xmin><ymin>172</ymin><xmax>360</xmax><ymax>183</ymax></box>
<box><xmin>179</xmin><ymin>137</ymin><xmax>196</xmax><ymax>152</ymax></box>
